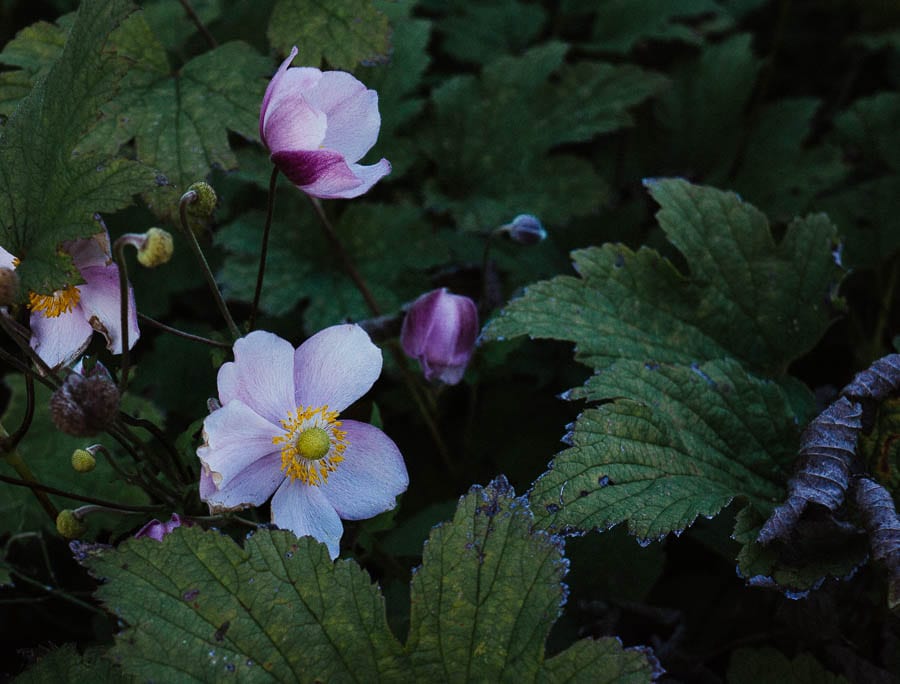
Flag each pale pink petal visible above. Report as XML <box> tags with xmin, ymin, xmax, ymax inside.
<box><xmin>262</xmin><ymin>94</ymin><xmax>327</xmax><ymax>154</ymax></box>
<box><xmin>307</xmin><ymin>72</ymin><xmax>381</xmax><ymax>162</ymax></box>
<box><xmin>271</xmin><ymin>479</ymin><xmax>344</xmax><ymax>559</ymax></box>
<box><xmin>293</xmin><ymin>324</ymin><xmax>382</xmax><ymax>412</ymax></box>
<box><xmin>198</xmin><ymin>399</ymin><xmax>282</xmax><ymax>491</ymax></box>
<box><xmin>217</xmin><ymin>330</ymin><xmax>297</xmax><ymax>425</ymax></box>
<box><xmin>261</xmin><ymin>47</ymin><xmax>302</xmax><ymax>138</ymax></box>
<box><xmin>319</xmin><ymin>420</ymin><xmax>408</xmax><ymax>520</ymax></box>
<box><xmin>76</xmin><ymin>264</ymin><xmax>139</xmax><ymax>355</ymax></box>
<box><xmin>0</xmin><ymin>246</ymin><xmax>17</xmax><ymax>270</ymax></box>
<box><xmin>272</xmin><ymin>149</ymin><xmax>390</xmax><ymax>199</ymax></box>
<box><xmin>29</xmin><ymin>308</ymin><xmax>93</xmax><ymax>368</ymax></box>
<box><xmin>67</xmin><ymin>232</ymin><xmax>112</xmax><ymax>271</ymax></box>
<box><xmin>202</xmin><ymin>453</ymin><xmax>284</xmax><ymax>513</ymax></box>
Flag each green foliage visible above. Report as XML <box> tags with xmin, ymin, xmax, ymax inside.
<box><xmin>422</xmin><ymin>42</ymin><xmax>666</xmax><ymax>231</ymax></box>
<box><xmin>728</xmin><ymin>647</ymin><xmax>850</xmax><ymax>684</ymax></box>
<box><xmin>0</xmin><ymin>375</ymin><xmax>151</xmax><ymax>535</ymax></box>
<box><xmin>0</xmin><ymin>18</ymin><xmax>66</xmax><ymax>115</ymax></box>
<box><xmin>267</xmin><ymin>0</ymin><xmax>391</xmax><ymax>69</ymax></box>
<box><xmin>80</xmin><ymin>479</ymin><xmax>658</xmax><ymax>682</ymax></box>
<box><xmin>0</xmin><ymin>0</ymin><xmax>157</xmax><ymax>295</ymax></box>
<box><xmin>486</xmin><ymin>179</ymin><xmax>843</xmax><ymax>377</ymax></box>
<box><xmin>14</xmin><ymin>644</ymin><xmax>133</xmax><ymax>684</ymax></box>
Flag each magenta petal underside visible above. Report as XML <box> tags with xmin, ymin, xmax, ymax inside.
<box><xmin>271</xmin><ymin>149</ymin><xmax>391</xmax><ymax>199</ymax></box>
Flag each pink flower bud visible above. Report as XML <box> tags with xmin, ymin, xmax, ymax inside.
<box><xmin>259</xmin><ymin>46</ymin><xmax>391</xmax><ymax>199</ymax></box>
<box><xmin>400</xmin><ymin>288</ymin><xmax>479</xmax><ymax>385</ymax></box>
<box><xmin>134</xmin><ymin>513</ymin><xmax>188</xmax><ymax>542</ymax></box>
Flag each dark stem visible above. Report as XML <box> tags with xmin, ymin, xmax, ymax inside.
<box><xmin>0</xmin><ymin>312</ymin><xmax>61</xmax><ymax>387</ymax></box>
<box><xmin>118</xmin><ymin>411</ymin><xmax>192</xmax><ymax>485</ymax></box>
<box><xmin>249</xmin><ymin>166</ymin><xmax>280</xmax><ymax>331</ymax></box>
<box><xmin>112</xmin><ymin>238</ymin><xmax>132</xmax><ymax>394</ymax></box>
<box><xmin>177</xmin><ymin>0</ymin><xmax>218</xmax><ymax>48</ymax></box>
<box><xmin>138</xmin><ymin>313</ymin><xmax>230</xmax><ymax>348</ymax></box>
<box><xmin>0</xmin><ymin>472</ymin><xmax>164</xmax><ymax>512</ymax></box>
<box><xmin>178</xmin><ymin>190</ymin><xmax>242</xmax><ymax>340</ymax></box>
<box><xmin>1</xmin><ymin>367</ymin><xmax>34</xmax><ymax>452</ymax></box>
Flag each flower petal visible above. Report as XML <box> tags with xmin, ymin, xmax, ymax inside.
<box><xmin>262</xmin><ymin>91</ymin><xmax>327</xmax><ymax>154</ymax></box>
<box><xmin>201</xmin><ymin>452</ymin><xmax>284</xmax><ymax>513</ymax></box>
<box><xmin>307</xmin><ymin>71</ymin><xmax>381</xmax><ymax>162</ymax></box>
<box><xmin>271</xmin><ymin>479</ymin><xmax>343</xmax><ymax>559</ymax></box>
<box><xmin>261</xmin><ymin>47</ymin><xmax>301</xmax><ymax>138</ymax></box>
<box><xmin>293</xmin><ymin>324</ymin><xmax>382</xmax><ymax>412</ymax></box>
<box><xmin>29</xmin><ymin>307</ymin><xmax>93</xmax><ymax>368</ymax></box>
<box><xmin>0</xmin><ymin>246</ymin><xmax>17</xmax><ymax>270</ymax></box>
<box><xmin>271</xmin><ymin>149</ymin><xmax>391</xmax><ymax>199</ymax></box>
<box><xmin>67</xmin><ymin>232</ymin><xmax>112</xmax><ymax>271</ymax></box>
<box><xmin>217</xmin><ymin>330</ymin><xmax>297</xmax><ymax>424</ymax></box>
<box><xmin>77</xmin><ymin>264</ymin><xmax>140</xmax><ymax>355</ymax></box>
<box><xmin>198</xmin><ymin>399</ymin><xmax>282</xmax><ymax>491</ymax></box>
<box><xmin>319</xmin><ymin>420</ymin><xmax>408</xmax><ymax>520</ymax></box>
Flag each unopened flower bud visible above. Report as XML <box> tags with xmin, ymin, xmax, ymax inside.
<box><xmin>56</xmin><ymin>509</ymin><xmax>86</xmax><ymax>539</ymax></box>
<box><xmin>50</xmin><ymin>362</ymin><xmax>120</xmax><ymax>437</ymax></box>
<box><xmin>134</xmin><ymin>513</ymin><xmax>188</xmax><ymax>542</ymax></box>
<box><xmin>499</xmin><ymin>214</ymin><xmax>546</xmax><ymax>245</ymax></box>
<box><xmin>136</xmin><ymin>228</ymin><xmax>174</xmax><ymax>268</ymax></box>
<box><xmin>184</xmin><ymin>182</ymin><xmax>218</xmax><ymax>234</ymax></box>
<box><xmin>0</xmin><ymin>267</ymin><xmax>19</xmax><ymax>306</ymax></box>
<box><xmin>71</xmin><ymin>448</ymin><xmax>97</xmax><ymax>472</ymax></box>
<box><xmin>401</xmin><ymin>288</ymin><xmax>479</xmax><ymax>385</ymax></box>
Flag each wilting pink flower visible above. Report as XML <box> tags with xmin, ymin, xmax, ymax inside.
<box><xmin>0</xmin><ymin>232</ymin><xmax>139</xmax><ymax>368</ymax></box>
<box><xmin>259</xmin><ymin>46</ymin><xmax>391</xmax><ymax>199</ymax></box>
<box><xmin>198</xmin><ymin>325</ymin><xmax>408</xmax><ymax>559</ymax></box>
<box><xmin>135</xmin><ymin>513</ymin><xmax>188</xmax><ymax>542</ymax></box>
<box><xmin>401</xmin><ymin>288</ymin><xmax>479</xmax><ymax>385</ymax></box>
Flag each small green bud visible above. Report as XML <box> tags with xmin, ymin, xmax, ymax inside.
<box><xmin>56</xmin><ymin>509</ymin><xmax>86</xmax><ymax>539</ymax></box>
<box><xmin>71</xmin><ymin>448</ymin><xmax>97</xmax><ymax>473</ymax></box>
<box><xmin>137</xmin><ymin>228</ymin><xmax>174</xmax><ymax>268</ymax></box>
<box><xmin>184</xmin><ymin>182</ymin><xmax>218</xmax><ymax>234</ymax></box>
<box><xmin>0</xmin><ymin>266</ymin><xmax>19</xmax><ymax>306</ymax></box>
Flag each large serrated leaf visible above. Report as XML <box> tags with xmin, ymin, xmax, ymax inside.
<box><xmin>728</xmin><ymin>647</ymin><xmax>850</xmax><ymax>684</ymax></box>
<box><xmin>267</xmin><ymin>0</ymin><xmax>391</xmax><ymax>69</ymax></box>
<box><xmin>0</xmin><ymin>0</ymin><xmax>158</xmax><ymax>295</ymax></box>
<box><xmin>484</xmin><ymin>179</ymin><xmax>843</xmax><ymax>377</ymax></box>
<box><xmin>13</xmin><ymin>644</ymin><xmax>133</xmax><ymax>684</ymax></box>
<box><xmin>80</xmin><ymin>478</ymin><xmax>659</xmax><ymax>682</ymax></box>
<box><xmin>529</xmin><ymin>359</ymin><xmax>807</xmax><ymax>540</ymax></box>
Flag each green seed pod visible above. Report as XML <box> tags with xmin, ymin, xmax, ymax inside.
<box><xmin>56</xmin><ymin>509</ymin><xmax>86</xmax><ymax>539</ymax></box>
<box><xmin>137</xmin><ymin>228</ymin><xmax>174</xmax><ymax>268</ymax></box>
<box><xmin>71</xmin><ymin>448</ymin><xmax>97</xmax><ymax>473</ymax></box>
<box><xmin>184</xmin><ymin>182</ymin><xmax>218</xmax><ymax>234</ymax></box>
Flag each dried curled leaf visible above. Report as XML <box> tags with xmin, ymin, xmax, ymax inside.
<box><xmin>758</xmin><ymin>397</ymin><xmax>862</xmax><ymax>544</ymax></box>
<box><xmin>852</xmin><ymin>476</ymin><xmax>900</xmax><ymax>610</ymax></box>
<box><xmin>840</xmin><ymin>353</ymin><xmax>900</xmax><ymax>403</ymax></box>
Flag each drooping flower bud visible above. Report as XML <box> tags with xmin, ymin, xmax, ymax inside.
<box><xmin>0</xmin><ymin>266</ymin><xmax>20</xmax><ymax>306</ymax></box>
<box><xmin>498</xmin><ymin>214</ymin><xmax>546</xmax><ymax>245</ymax></box>
<box><xmin>50</xmin><ymin>362</ymin><xmax>120</xmax><ymax>437</ymax></box>
<box><xmin>183</xmin><ymin>181</ymin><xmax>218</xmax><ymax>234</ymax></box>
<box><xmin>136</xmin><ymin>228</ymin><xmax>174</xmax><ymax>268</ymax></box>
<box><xmin>400</xmin><ymin>288</ymin><xmax>479</xmax><ymax>385</ymax></box>
<box><xmin>56</xmin><ymin>509</ymin><xmax>86</xmax><ymax>539</ymax></box>
<box><xmin>134</xmin><ymin>513</ymin><xmax>188</xmax><ymax>542</ymax></box>
<box><xmin>71</xmin><ymin>448</ymin><xmax>97</xmax><ymax>473</ymax></box>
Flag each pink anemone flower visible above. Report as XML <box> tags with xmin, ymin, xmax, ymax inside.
<box><xmin>198</xmin><ymin>325</ymin><xmax>408</xmax><ymax>559</ymax></box>
<box><xmin>259</xmin><ymin>46</ymin><xmax>391</xmax><ymax>199</ymax></box>
<box><xmin>0</xmin><ymin>232</ymin><xmax>139</xmax><ymax>369</ymax></box>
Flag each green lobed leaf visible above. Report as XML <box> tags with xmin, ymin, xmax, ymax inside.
<box><xmin>0</xmin><ymin>374</ymin><xmax>152</xmax><ymax>535</ymax></box>
<box><xmin>0</xmin><ymin>18</ymin><xmax>67</xmax><ymax>115</ymax></box>
<box><xmin>13</xmin><ymin>644</ymin><xmax>134</xmax><ymax>684</ymax></box>
<box><xmin>0</xmin><ymin>0</ymin><xmax>158</xmax><ymax>295</ymax></box>
<box><xmin>140</xmin><ymin>0</ymin><xmax>223</xmax><ymax>52</ymax></box>
<box><xmin>529</xmin><ymin>359</ymin><xmax>807</xmax><ymax>539</ymax></box>
<box><xmin>267</xmin><ymin>0</ymin><xmax>391</xmax><ymax>70</ymax></box>
<box><xmin>422</xmin><ymin>42</ymin><xmax>666</xmax><ymax>230</ymax></box>
<box><xmin>727</xmin><ymin>647</ymin><xmax>850</xmax><ymax>684</ymax></box>
<box><xmin>484</xmin><ymin>179</ymin><xmax>844</xmax><ymax>377</ymax></box>
<box><xmin>81</xmin><ymin>478</ymin><xmax>659</xmax><ymax>682</ymax></box>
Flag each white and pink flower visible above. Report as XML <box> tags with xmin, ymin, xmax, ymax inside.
<box><xmin>259</xmin><ymin>46</ymin><xmax>391</xmax><ymax>199</ymax></box>
<box><xmin>198</xmin><ymin>325</ymin><xmax>408</xmax><ymax>558</ymax></box>
<box><xmin>0</xmin><ymin>232</ymin><xmax>139</xmax><ymax>369</ymax></box>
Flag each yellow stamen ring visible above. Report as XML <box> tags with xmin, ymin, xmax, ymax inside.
<box><xmin>29</xmin><ymin>285</ymin><xmax>81</xmax><ymax>318</ymax></box>
<box><xmin>273</xmin><ymin>405</ymin><xmax>347</xmax><ymax>486</ymax></box>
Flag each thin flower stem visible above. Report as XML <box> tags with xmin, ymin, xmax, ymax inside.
<box><xmin>0</xmin><ymin>347</ymin><xmax>55</xmax><ymax>393</ymax></box>
<box><xmin>177</xmin><ymin>0</ymin><xmax>218</xmax><ymax>48</ymax></box>
<box><xmin>0</xmin><ymin>421</ymin><xmax>59</xmax><ymax>522</ymax></box>
<box><xmin>137</xmin><ymin>313</ymin><xmax>230</xmax><ymax>348</ymax></box>
<box><xmin>6</xmin><ymin>568</ymin><xmax>108</xmax><ymax>617</ymax></box>
<box><xmin>308</xmin><ymin>196</ymin><xmax>382</xmax><ymax>315</ymax></box>
<box><xmin>0</xmin><ymin>312</ymin><xmax>60</xmax><ymax>387</ymax></box>
<box><xmin>0</xmin><ymin>472</ymin><xmax>167</xmax><ymax>512</ymax></box>
<box><xmin>249</xmin><ymin>166</ymin><xmax>280</xmax><ymax>331</ymax></box>
<box><xmin>178</xmin><ymin>190</ymin><xmax>242</xmax><ymax>341</ymax></box>
<box><xmin>1</xmin><ymin>368</ymin><xmax>34</xmax><ymax>452</ymax></box>
<box><xmin>118</xmin><ymin>411</ymin><xmax>192</xmax><ymax>485</ymax></box>
<box><xmin>112</xmin><ymin>238</ymin><xmax>133</xmax><ymax>394</ymax></box>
